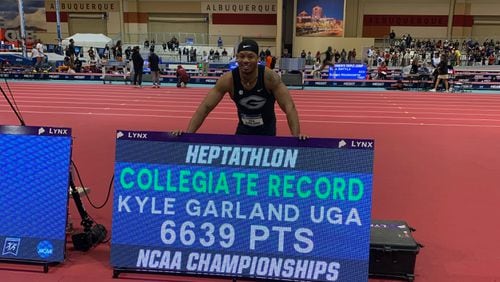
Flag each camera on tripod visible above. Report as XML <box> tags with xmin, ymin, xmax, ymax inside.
<box><xmin>69</xmin><ymin>178</ymin><xmax>108</xmax><ymax>252</ymax></box>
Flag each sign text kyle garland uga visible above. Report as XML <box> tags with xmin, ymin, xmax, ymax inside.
<box><xmin>111</xmin><ymin>132</ymin><xmax>374</xmax><ymax>282</ymax></box>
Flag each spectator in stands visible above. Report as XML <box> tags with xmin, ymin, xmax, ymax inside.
<box><xmin>162</xmin><ymin>42</ymin><xmax>167</xmax><ymax>52</ymax></box>
<box><xmin>65</xmin><ymin>39</ymin><xmax>76</xmax><ymax>66</ymax></box>
<box><xmin>180</xmin><ymin>39</ymin><xmax>304</xmax><ymax>138</ymax></box>
<box><xmin>169</xmin><ymin>37</ymin><xmax>178</xmax><ymax>50</ymax></box>
<box><xmin>410</xmin><ymin>59</ymin><xmax>419</xmax><ymax>75</ymax></box>
<box><xmin>430</xmin><ymin>56</ymin><xmax>450</xmax><ymax>92</ymax></box>
<box><xmin>114</xmin><ymin>40</ymin><xmax>123</xmax><ymax>61</ymax></box>
<box><xmin>88</xmin><ymin>47</ymin><xmax>96</xmax><ymax>61</ymax></box>
<box><xmin>313</xmin><ymin>46</ymin><xmax>334</xmax><ymax>77</ymax></box>
<box><xmin>103</xmin><ymin>44</ymin><xmax>110</xmax><ymax>60</ymax></box>
<box><xmin>131</xmin><ymin>46</ymin><xmax>144</xmax><ymax>88</ymax></box>
<box><xmin>221</xmin><ymin>48</ymin><xmax>228</xmax><ymax>57</ymax></box>
<box><xmin>265</xmin><ymin>49</ymin><xmax>273</xmax><ymax>69</ymax></box>
<box><xmin>367</xmin><ymin>46</ymin><xmax>374</xmax><ymax>67</ymax></box>
<box><xmin>57</xmin><ymin>56</ymin><xmax>74</xmax><ymax>73</ymax></box>
<box><xmin>74</xmin><ymin>57</ymin><xmax>82</xmax><ymax>73</ymax></box>
<box><xmin>334</xmin><ymin>49</ymin><xmax>341</xmax><ymax>63</ymax></box>
<box><xmin>217</xmin><ymin>36</ymin><xmax>223</xmax><ymax>48</ymax></box>
<box><xmin>31</xmin><ymin>44</ymin><xmax>40</xmax><ymax>71</ymax></box>
<box><xmin>125</xmin><ymin>46</ymin><xmax>132</xmax><ymax>61</ymax></box>
<box><xmin>377</xmin><ymin>61</ymin><xmax>389</xmax><ymax>80</ymax></box>
<box><xmin>259</xmin><ymin>49</ymin><xmax>266</xmax><ymax>62</ymax></box>
<box><xmin>312</xmin><ymin>58</ymin><xmax>322</xmax><ymax>79</ymax></box>
<box><xmin>186</xmin><ymin>48</ymin><xmax>192</xmax><ymax>62</ymax></box>
<box><xmin>315</xmin><ymin>51</ymin><xmax>321</xmax><ymax>62</ymax></box>
<box><xmin>348</xmin><ymin>49</ymin><xmax>354</xmax><ymax>63</ymax></box>
<box><xmin>201</xmin><ymin>51</ymin><xmax>209</xmax><ymax>76</ymax></box>
<box><xmin>282</xmin><ymin>48</ymin><xmax>291</xmax><ymax>58</ymax></box>
<box><xmin>176</xmin><ymin>65</ymin><xmax>190</xmax><ymax>88</ymax></box>
<box><xmin>148</xmin><ymin>49</ymin><xmax>160</xmax><ymax>88</ymax></box>
<box><xmin>432</xmin><ymin>52</ymin><xmax>441</xmax><ymax>68</ymax></box>
<box><xmin>488</xmin><ymin>53</ymin><xmax>496</xmax><ymax>65</ymax></box>
<box><xmin>389</xmin><ymin>30</ymin><xmax>396</xmax><ymax>42</ymax></box>
<box><xmin>300</xmin><ymin>50</ymin><xmax>306</xmax><ymax>58</ymax></box>
<box><xmin>193</xmin><ymin>48</ymin><xmax>199</xmax><ymax>62</ymax></box>
<box><xmin>340</xmin><ymin>49</ymin><xmax>347</xmax><ymax>63</ymax></box>
<box><xmin>306</xmin><ymin>51</ymin><xmax>313</xmax><ymax>65</ymax></box>
<box><xmin>31</xmin><ymin>43</ymin><xmax>45</xmax><ymax>72</ymax></box>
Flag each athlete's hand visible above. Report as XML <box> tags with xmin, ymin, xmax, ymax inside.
<box><xmin>170</xmin><ymin>130</ymin><xmax>184</xmax><ymax>136</ymax></box>
<box><xmin>298</xmin><ymin>134</ymin><xmax>308</xmax><ymax>140</ymax></box>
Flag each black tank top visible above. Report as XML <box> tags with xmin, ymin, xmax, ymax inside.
<box><xmin>231</xmin><ymin>65</ymin><xmax>276</xmax><ymax>136</ymax></box>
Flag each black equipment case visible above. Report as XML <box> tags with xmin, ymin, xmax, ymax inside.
<box><xmin>369</xmin><ymin>220</ymin><xmax>423</xmax><ymax>281</ymax></box>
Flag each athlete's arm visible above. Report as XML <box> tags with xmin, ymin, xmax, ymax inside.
<box><xmin>186</xmin><ymin>72</ymin><xmax>231</xmax><ymax>133</ymax></box>
<box><xmin>265</xmin><ymin>68</ymin><xmax>302</xmax><ymax>137</ymax></box>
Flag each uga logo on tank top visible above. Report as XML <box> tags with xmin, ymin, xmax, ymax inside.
<box><xmin>239</xmin><ymin>95</ymin><xmax>267</xmax><ymax>109</ymax></box>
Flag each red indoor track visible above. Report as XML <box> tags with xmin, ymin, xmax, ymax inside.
<box><xmin>1</xmin><ymin>81</ymin><xmax>500</xmax><ymax>282</ymax></box>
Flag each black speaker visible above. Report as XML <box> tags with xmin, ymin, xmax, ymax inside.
<box><xmin>72</xmin><ymin>224</ymin><xmax>107</xmax><ymax>251</ymax></box>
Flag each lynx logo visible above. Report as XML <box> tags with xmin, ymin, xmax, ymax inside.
<box><xmin>37</xmin><ymin>241</ymin><xmax>54</xmax><ymax>258</ymax></box>
<box><xmin>351</xmin><ymin>140</ymin><xmax>374</xmax><ymax>148</ymax></box>
<box><xmin>338</xmin><ymin>140</ymin><xmax>347</xmax><ymax>148</ymax></box>
<box><xmin>116</xmin><ymin>131</ymin><xmax>124</xmax><ymax>139</ymax></box>
<box><xmin>49</xmin><ymin>128</ymin><xmax>69</xmax><ymax>135</ymax></box>
<box><xmin>38</xmin><ymin>127</ymin><xmax>46</xmax><ymax>135</ymax></box>
<box><xmin>238</xmin><ymin>90</ymin><xmax>244</xmax><ymax>95</ymax></box>
<box><xmin>239</xmin><ymin>95</ymin><xmax>266</xmax><ymax>109</ymax></box>
<box><xmin>2</xmin><ymin>237</ymin><xmax>21</xmax><ymax>256</ymax></box>
<box><xmin>127</xmin><ymin>132</ymin><xmax>148</xmax><ymax>139</ymax></box>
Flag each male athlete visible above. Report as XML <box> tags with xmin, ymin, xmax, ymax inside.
<box><xmin>185</xmin><ymin>39</ymin><xmax>304</xmax><ymax>137</ymax></box>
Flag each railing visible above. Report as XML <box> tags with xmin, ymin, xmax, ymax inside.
<box><xmin>122</xmin><ymin>32</ymin><xmax>242</xmax><ymax>47</ymax></box>
<box><xmin>374</xmin><ymin>36</ymin><xmax>500</xmax><ymax>50</ymax></box>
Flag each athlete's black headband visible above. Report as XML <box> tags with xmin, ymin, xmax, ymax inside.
<box><xmin>237</xmin><ymin>39</ymin><xmax>259</xmax><ymax>55</ymax></box>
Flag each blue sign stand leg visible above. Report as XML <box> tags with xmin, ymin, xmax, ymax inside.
<box><xmin>0</xmin><ymin>258</ymin><xmax>57</xmax><ymax>273</ymax></box>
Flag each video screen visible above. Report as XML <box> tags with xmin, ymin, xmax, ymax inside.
<box><xmin>0</xmin><ymin>125</ymin><xmax>72</xmax><ymax>263</ymax></box>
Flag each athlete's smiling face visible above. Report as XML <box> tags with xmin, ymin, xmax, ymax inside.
<box><xmin>237</xmin><ymin>51</ymin><xmax>259</xmax><ymax>74</ymax></box>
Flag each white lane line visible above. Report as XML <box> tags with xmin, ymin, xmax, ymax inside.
<box><xmin>4</xmin><ymin>105</ymin><xmax>500</xmax><ymax>122</ymax></box>
<box><xmin>3</xmin><ymin>110</ymin><xmax>500</xmax><ymax>128</ymax></box>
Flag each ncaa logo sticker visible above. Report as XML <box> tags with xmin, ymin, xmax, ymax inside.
<box><xmin>2</xmin><ymin>237</ymin><xmax>21</xmax><ymax>256</ymax></box>
<box><xmin>238</xmin><ymin>90</ymin><xmax>244</xmax><ymax>95</ymax></box>
<box><xmin>37</xmin><ymin>240</ymin><xmax>54</xmax><ymax>258</ymax></box>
